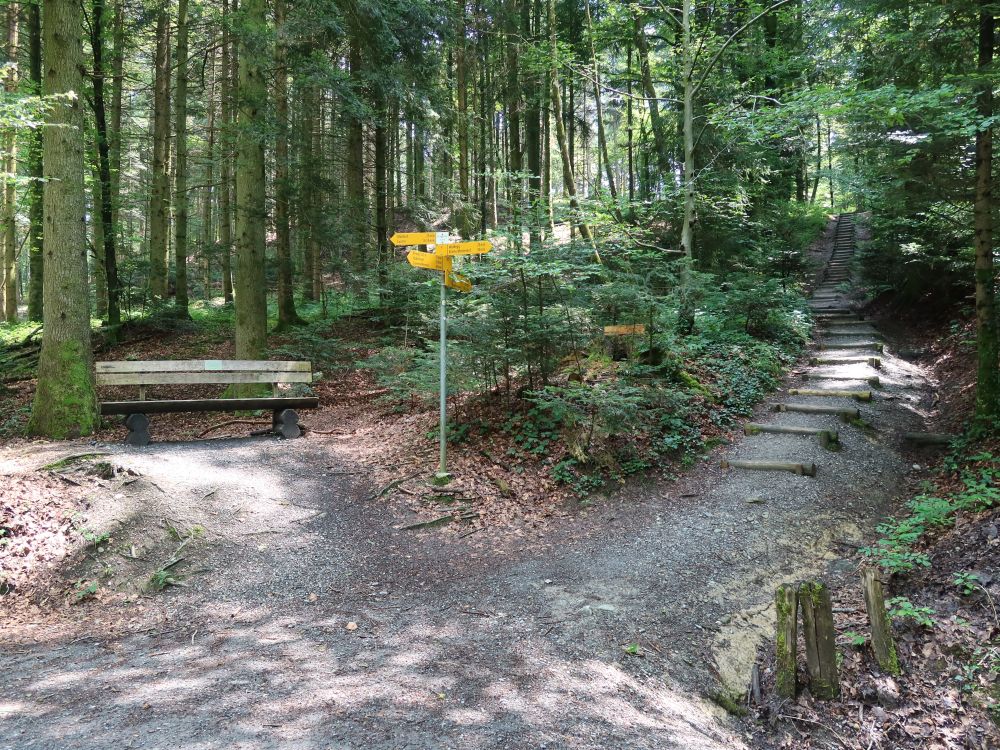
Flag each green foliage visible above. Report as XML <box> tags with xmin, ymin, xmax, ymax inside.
<box><xmin>953</xmin><ymin>571</ymin><xmax>982</xmax><ymax>596</ymax></box>
<box><xmin>886</xmin><ymin>596</ymin><xmax>936</xmax><ymax>629</ymax></box>
<box><xmin>862</xmin><ymin>452</ymin><xmax>1000</xmax><ymax>573</ymax></box>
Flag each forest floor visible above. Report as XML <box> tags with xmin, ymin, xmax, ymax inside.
<box><xmin>0</xmin><ymin>220</ymin><xmax>992</xmax><ymax>749</ymax></box>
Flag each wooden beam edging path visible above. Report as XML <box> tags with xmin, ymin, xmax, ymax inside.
<box><xmin>775</xmin><ymin>403</ymin><xmax>861</xmax><ymax>421</ymax></box>
<box><xmin>788</xmin><ymin>388</ymin><xmax>873</xmax><ymax>402</ymax></box>
<box><xmin>720</xmin><ymin>460</ymin><xmax>817</xmax><ymax>477</ymax></box>
<box><xmin>861</xmin><ymin>567</ymin><xmax>901</xmax><ymax>675</ymax></box>
<box><xmin>799</xmin><ymin>580</ymin><xmax>840</xmax><ymax>699</ymax></box>
<box><xmin>744</xmin><ymin>423</ymin><xmax>839</xmax><ymax>449</ymax></box>
<box><xmin>775</xmin><ymin>584</ymin><xmax>798</xmax><ymax>699</ymax></box>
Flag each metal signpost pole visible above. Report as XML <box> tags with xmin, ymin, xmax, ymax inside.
<box><xmin>437</xmin><ymin>274</ymin><xmax>448</xmax><ymax>480</ymax></box>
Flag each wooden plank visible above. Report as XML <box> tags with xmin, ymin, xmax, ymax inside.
<box><xmin>745</xmin><ymin>423</ymin><xmax>839</xmax><ymax>445</ymax></box>
<box><xmin>799</xmin><ymin>580</ymin><xmax>840</xmax><ymax>699</ymax></box>
<box><xmin>903</xmin><ymin>432</ymin><xmax>956</xmax><ymax>446</ymax></box>
<box><xmin>775</xmin><ymin>403</ymin><xmax>861</xmax><ymax>420</ymax></box>
<box><xmin>100</xmin><ymin>397</ymin><xmax>319</xmax><ymax>415</ymax></box>
<box><xmin>97</xmin><ymin>360</ymin><xmax>311</xmax><ymax>373</ymax></box>
<box><xmin>720</xmin><ymin>460</ymin><xmax>817</xmax><ymax>477</ymax></box>
<box><xmin>788</xmin><ymin>388</ymin><xmax>873</xmax><ymax>402</ymax></box>
<box><xmin>603</xmin><ymin>324</ymin><xmax>646</xmax><ymax>337</ymax></box>
<box><xmin>861</xmin><ymin>567</ymin><xmax>901</xmax><ymax>675</ymax></box>
<box><xmin>775</xmin><ymin>583</ymin><xmax>798</xmax><ymax>699</ymax></box>
<box><xmin>97</xmin><ymin>371</ymin><xmax>313</xmax><ymax>386</ymax></box>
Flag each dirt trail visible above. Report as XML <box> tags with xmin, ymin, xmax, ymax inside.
<box><xmin>0</xmin><ymin>216</ymin><xmax>940</xmax><ymax>749</ymax></box>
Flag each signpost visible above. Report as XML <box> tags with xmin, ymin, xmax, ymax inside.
<box><xmin>390</xmin><ymin>231</ymin><xmax>492</xmax><ymax>481</ymax></box>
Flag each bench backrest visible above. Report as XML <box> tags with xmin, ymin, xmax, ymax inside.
<box><xmin>96</xmin><ymin>360</ymin><xmax>312</xmax><ymax>395</ymax></box>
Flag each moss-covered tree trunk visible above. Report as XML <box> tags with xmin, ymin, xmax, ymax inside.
<box><xmin>29</xmin><ymin>0</ymin><xmax>99</xmax><ymax>439</ymax></box>
<box><xmin>233</xmin><ymin>0</ymin><xmax>268</xmax><ymax>362</ymax></box>
<box><xmin>974</xmin><ymin>0</ymin><xmax>998</xmax><ymax>419</ymax></box>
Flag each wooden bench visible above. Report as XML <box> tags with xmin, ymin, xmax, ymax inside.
<box><xmin>97</xmin><ymin>360</ymin><xmax>320</xmax><ymax>446</ymax></box>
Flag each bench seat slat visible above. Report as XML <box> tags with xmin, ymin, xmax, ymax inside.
<box><xmin>97</xmin><ymin>371</ymin><xmax>312</xmax><ymax>386</ymax></box>
<box><xmin>96</xmin><ymin>360</ymin><xmax>311</xmax><ymax>374</ymax></box>
<box><xmin>100</xmin><ymin>397</ymin><xmax>319</xmax><ymax>416</ymax></box>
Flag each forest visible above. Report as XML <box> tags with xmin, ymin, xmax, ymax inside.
<box><xmin>1</xmin><ymin>0</ymin><xmax>999</xmax><ymax>748</ymax></box>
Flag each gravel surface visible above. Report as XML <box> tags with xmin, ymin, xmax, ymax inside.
<box><xmin>0</xmin><ymin>219</ymin><xmax>941</xmax><ymax>749</ymax></box>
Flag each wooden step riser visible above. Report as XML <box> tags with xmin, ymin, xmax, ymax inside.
<box><xmin>776</xmin><ymin>403</ymin><xmax>861</xmax><ymax>420</ymax></box>
<box><xmin>810</xmin><ymin>357</ymin><xmax>881</xmax><ymax>368</ymax></box>
<box><xmin>721</xmin><ymin>460</ymin><xmax>818</xmax><ymax>477</ymax></box>
<box><xmin>788</xmin><ymin>388</ymin><xmax>873</xmax><ymax>401</ymax></box>
<box><xmin>820</xmin><ymin>342</ymin><xmax>884</xmax><ymax>352</ymax></box>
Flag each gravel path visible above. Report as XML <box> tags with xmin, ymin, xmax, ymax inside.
<box><xmin>0</xmin><ymin>217</ymin><xmax>940</xmax><ymax>749</ymax></box>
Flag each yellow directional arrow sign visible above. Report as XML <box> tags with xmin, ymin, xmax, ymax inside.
<box><xmin>407</xmin><ymin>250</ymin><xmax>450</xmax><ymax>271</ymax></box>
<box><xmin>436</xmin><ymin>241</ymin><xmax>492</xmax><ymax>257</ymax></box>
<box><xmin>445</xmin><ymin>272</ymin><xmax>472</xmax><ymax>294</ymax></box>
<box><xmin>391</xmin><ymin>231</ymin><xmax>451</xmax><ymax>247</ymax></box>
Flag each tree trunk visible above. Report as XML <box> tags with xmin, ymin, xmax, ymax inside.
<box><xmin>504</xmin><ymin>0</ymin><xmax>523</xmax><ymax>248</ymax></box>
<box><xmin>173</xmin><ymin>0</ymin><xmax>190</xmax><ymax>317</ymax></box>
<box><xmin>148</xmin><ymin>2</ymin><xmax>171</xmax><ymax>299</ymax></box>
<box><xmin>219</xmin><ymin>0</ymin><xmax>234</xmax><ymax>303</ymax></box>
<box><xmin>26</xmin><ymin>1</ymin><xmax>43</xmax><ymax>321</ymax></box>
<box><xmin>3</xmin><ymin>2</ymin><xmax>20</xmax><ymax>322</ymax></box>
<box><xmin>29</xmin><ymin>0</ymin><xmax>99</xmax><ymax>438</ymax></box>
<box><xmin>680</xmin><ymin>0</ymin><xmax>696</xmax><ymax>259</ymax></box>
<box><xmin>90</xmin><ymin>0</ymin><xmax>121</xmax><ymax>335</ymax></box>
<box><xmin>346</xmin><ymin>39</ymin><xmax>366</xmax><ymax>269</ymax></box>
<box><xmin>525</xmin><ymin>0</ymin><xmax>542</xmax><ymax>252</ymax></box>
<box><xmin>974</xmin><ymin>0</ymin><xmax>998</xmax><ymax>418</ymax></box>
<box><xmin>273</xmin><ymin>0</ymin><xmax>301</xmax><ymax>328</ymax></box>
<box><xmin>456</xmin><ymin>0</ymin><xmax>471</xmax><ymax>238</ymax></box>
<box><xmin>547</xmin><ymin>0</ymin><xmax>593</xmax><ymax>246</ymax></box>
<box><xmin>233</xmin><ymin>0</ymin><xmax>268</xmax><ymax>361</ymax></box>
<box><xmin>201</xmin><ymin>41</ymin><xmax>217</xmax><ymax>300</ymax></box>
<box><xmin>635</xmin><ymin>16</ymin><xmax>669</xmax><ymax>174</ymax></box>
<box><xmin>584</xmin><ymin>0</ymin><xmax>620</xmax><ymax>218</ymax></box>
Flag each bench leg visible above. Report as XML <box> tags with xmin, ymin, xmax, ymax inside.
<box><xmin>124</xmin><ymin>413</ymin><xmax>151</xmax><ymax>447</ymax></box>
<box><xmin>272</xmin><ymin>409</ymin><xmax>301</xmax><ymax>439</ymax></box>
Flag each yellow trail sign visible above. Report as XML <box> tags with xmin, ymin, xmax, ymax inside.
<box><xmin>603</xmin><ymin>324</ymin><xmax>646</xmax><ymax>337</ymax></box>
<box><xmin>391</xmin><ymin>231</ymin><xmax>451</xmax><ymax>247</ymax></box>
<box><xmin>445</xmin><ymin>272</ymin><xmax>472</xmax><ymax>293</ymax></box>
<box><xmin>436</xmin><ymin>240</ymin><xmax>492</xmax><ymax>256</ymax></box>
<box><xmin>407</xmin><ymin>250</ymin><xmax>450</xmax><ymax>272</ymax></box>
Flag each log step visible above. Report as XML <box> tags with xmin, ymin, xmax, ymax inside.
<box><xmin>744</xmin><ymin>423</ymin><xmax>840</xmax><ymax>448</ymax></box>
<box><xmin>776</xmin><ymin>403</ymin><xmax>861</xmax><ymax>420</ymax></box>
<box><xmin>788</xmin><ymin>388</ymin><xmax>873</xmax><ymax>401</ymax></box>
<box><xmin>903</xmin><ymin>432</ymin><xmax>957</xmax><ymax>446</ymax></box>
<box><xmin>721</xmin><ymin>459</ymin><xmax>817</xmax><ymax>477</ymax></box>
<box><xmin>805</xmin><ymin>373</ymin><xmax>880</xmax><ymax>387</ymax></box>
<box><xmin>820</xmin><ymin>341</ymin><xmax>884</xmax><ymax>352</ymax></box>
<box><xmin>810</xmin><ymin>357</ymin><xmax>881</xmax><ymax>368</ymax></box>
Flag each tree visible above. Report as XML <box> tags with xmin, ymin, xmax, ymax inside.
<box><xmin>973</xmin><ymin>0</ymin><xmax>997</xmax><ymax>418</ymax></box>
<box><xmin>148</xmin><ymin>1</ymin><xmax>171</xmax><ymax>300</ymax></box>
<box><xmin>29</xmin><ymin>0</ymin><xmax>100</xmax><ymax>438</ymax></box>
<box><xmin>2</xmin><ymin>2</ymin><xmax>19</xmax><ymax>322</ymax></box>
<box><xmin>25</xmin><ymin>0</ymin><xmax>42</xmax><ymax>322</ymax></box>
<box><xmin>173</xmin><ymin>0</ymin><xmax>190</xmax><ymax>317</ymax></box>
<box><xmin>233</xmin><ymin>0</ymin><xmax>268</xmax><ymax>362</ymax></box>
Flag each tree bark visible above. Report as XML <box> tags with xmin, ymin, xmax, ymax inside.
<box><xmin>680</xmin><ymin>0</ymin><xmax>696</xmax><ymax>259</ymax></box>
<box><xmin>346</xmin><ymin>39</ymin><xmax>366</xmax><ymax>269</ymax></box>
<box><xmin>547</xmin><ymin>0</ymin><xmax>593</xmax><ymax>246</ymax></box>
<box><xmin>504</xmin><ymin>0</ymin><xmax>523</xmax><ymax>248</ymax></box>
<box><xmin>201</xmin><ymin>41</ymin><xmax>217</xmax><ymax>300</ymax></box>
<box><xmin>148</xmin><ymin>2</ymin><xmax>171</xmax><ymax>299</ymax></box>
<box><xmin>90</xmin><ymin>0</ymin><xmax>121</xmax><ymax>335</ymax></box>
<box><xmin>219</xmin><ymin>0</ymin><xmax>234</xmax><ymax>303</ymax></box>
<box><xmin>29</xmin><ymin>0</ymin><xmax>100</xmax><ymax>438</ymax></box>
<box><xmin>273</xmin><ymin>0</ymin><xmax>300</xmax><ymax>328</ymax></box>
<box><xmin>173</xmin><ymin>0</ymin><xmax>190</xmax><ymax>317</ymax></box>
<box><xmin>584</xmin><ymin>0</ymin><xmax>620</xmax><ymax>218</ymax></box>
<box><xmin>974</xmin><ymin>0</ymin><xmax>998</xmax><ymax>418</ymax></box>
<box><xmin>26</xmin><ymin>1</ymin><xmax>42</xmax><ymax>321</ymax></box>
<box><xmin>3</xmin><ymin>3</ymin><xmax>19</xmax><ymax>322</ymax></box>
<box><xmin>234</xmin><ymin>0</ymin><xmax>268</xmax><ymax>361</ymax></box>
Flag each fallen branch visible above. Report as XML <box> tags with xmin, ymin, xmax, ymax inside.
<box><xmin>197</xmin><ymin>420</ymin><xmax>271</xmax><ymax>438</ymax></box>
<box><xmin>367</xmin><ymin>472</ymin><xmax>421</xmax><ymax>503</ymax></box>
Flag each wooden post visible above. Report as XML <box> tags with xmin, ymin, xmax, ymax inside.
<box><xmin>775</xmin><ymin>583</ymin><xmax>798</xmax><ymax>699</ymax></box>
<box><xmin>861</xmin><ymin>567</ymin><xmax>901</xmax><ymax>675</ymax></box>
<box><xmin>799</xmin><ymin>580</ymin><xmax>840</xmax><ymax>699</ymax></box>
